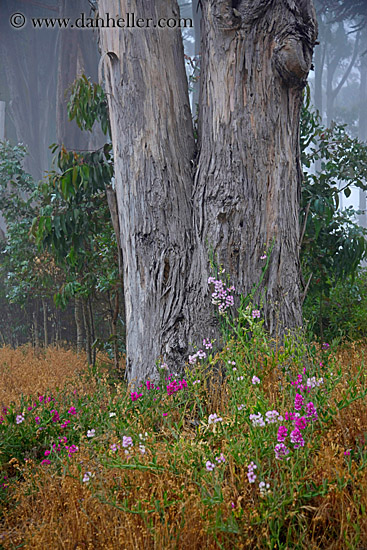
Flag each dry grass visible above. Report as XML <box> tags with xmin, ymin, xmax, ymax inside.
<box><xmin>1</xmin><ymin>343</ymin><xmax>367</xmax><ymax>549</ymax></box>
<box><xmin>0</xmin><ymin>345</ymin><xmax>87</xmax><ymax>408</ymax></box>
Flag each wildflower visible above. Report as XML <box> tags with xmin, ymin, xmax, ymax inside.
<box><xmin>206</xmin><ymin>460</ymin><xmax>216</xmax><ymax>472</ymax></box>
<box><xmin>34</xmin><ymin>416</ymin><xmax>40</xmax><ymax>424</ymax></box>
<box><xmin>139</xmin><ymin>445</ymin><xmax>146</xmax><ymax>455</ymax></box>
<box><xmin>208</xmin><ymin>413</ymin><xmax>223</xmax><ymax>424</ymax></box>
<box><xmin>344</xmin><ymin>449</ymin><xmax>351</xmax><ymax>456</ymax></box>
<box><xmin>215</xmin><ymin>453</ymin><xmax>226</xmax><ymax>463</ymax></box>
<box><xmin>38</xmin><ymin>396</ymin><xmax>44</xmax><ymax>403</ymax></box>
<box><xmin>203</xmin><ymin>338</ymin><xmax>213</xmax><ymax>350</ymax></box>
<box><xmin>249</xmin><ymin>412</ymin><xmax>265</xmax><ymax>427</ymax></box>
<box><xmin>259</xmin><ymin>481</ymin><xmax>271</xmax><ymax>497</ymax></box>
<box><xmin>60</xmin><ymin>419</ymin><xmax>71</xmax><ymax>429</ymax></box>
<box><xmin>294</xmin><ymin>393</ymin><xmax>304</xmax><ymax>411</ymax></box>
<box><xmin>237</xmin><ymin>376</ymin><xmax>244</xmax><ymax>381</ymax></box>
<box><xmin>322</xmin><ymin>342</ymin><xmax>330</xmax><ymax>350</ymax></box>
<box><xmin>247</xmin><ymin>461</ymin><xmax>257</xmax><ymax>483</ymax></box>
<box><xmin>277</xmin><ymin>425</ymin><xmax>288</xmax><ymax>442</ymax></box>
<box><xmin>44</xmin><ymin>450</ymin><xmax>51</xmax><ymax>457</ymax></box>
<box><xmin>163</xmin><ymin>413</ymin><xmax>168</xmax><ymax>417</ymax></box>
<box><xmin>192</xmin><ymin>379</ymin><xmax>201</xmax><ymax>385</ymax></box>
<box><xmin>122</xmin><ymin>436</ymin><xmax>133</xmax><ymax>448</ymax></box>
<box><xmin>27</xmin><ymin>406</ymin><xmax>33</xmax><ymax>411</ymax></box>
<box><xmin>306</xmin><ymin>401</ymin><xmax>318</xmax><ymax>422</ymax></box>
<box><xmin>65</xmin><ymin>444</ymin><xmax>78</xmax><ymax>456</ymax></box>
<box><xmin>110</xmin><ymin>444</ymin><xmax>118</xmax><ymax>452</ymax></box>
<box><xmin>41</xmin><ymin>459</ymin><xmax>51</xmax><ymax>465</ymax></box>
<box><xmin>252</xmin><ymin>309</ymin><xmax>260</xmax><ymax>319</ymax></box>
<box><xmin>265</xmin><ymin>410</ymin><xmax>280</xmax><ymax>423</ymax></box>
<box><xmin>68</xmin><ymin>407</ymin><xmax>77</xmax><ymax>415</ymax></box>
<box><xmin>82</xmin><ymin>471</ymin><xmax>93</xmax><ymax>483</ymax></box>
<box><xmin>131</xmin><ymin>392</ymin><xmax>143</xmax><ymax>401</ymax></box>
<box><xmin>294</xmin><ymin>416</ymin><xmax>307</xmax><ymax>430</ymax></box>
<box><xmin>59</xmin><ymin>436</ymin><xmax>67</xmax><ymax>444</ymax></box>
<box><xmin>260</xmin><ymin>254</ymin><xmax>267</xmax><ymax>260</ymax></box>
<box><xmin>252</xmin><ymin>376</ymin><xmax>260</xmax><ymax>385</ymax></box>
<box><xmin>87</xmin><ymin>429</ymin><xmax>95</xmax><ymax>438</ymax></box>
<box><xmin>274</xmin><ymin>443</ymin><xmax>290</xmax><ymax>460</ymax></box>
<box><xmin>237</xmin><ymin>404</ymin><xmax>245</xmax><ymax>411</ymax></box>
<box><xmin>109</xmin><ymin>412</ymin><xmax>116</xmax><ymax>417</ymax></box>
<box><xmin>16</xmin><ymin>415</ymin><xmax>25</xmax><ymax>424</ymax></box>
<box><xmin>189</xmin><ymin>350</ymin><xmax>206</xmax><ymax>365</ymax></box>
<box><xmin>290</xmin><ymin>428</ymin><xmax>305</xmax><ymax>449</ymax></box>
<box><xmin>50</xmin><ymin>410</ymin><xmax>60</xmax><ymax>423</ymax></box>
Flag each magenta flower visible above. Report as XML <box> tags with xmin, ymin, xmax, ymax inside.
<box><xmin>306</xmin><ymin>401</ymin><xmax>318</xmax><ymax>421</ymax></box>
<box><xmin>68</xmin><ymin>407</ymin><xmax>77</xmax><ymax>415</ymax></box>
<box><xmin>294</xmin><ymin>416</ymin><xmax>307</xmax><ymax>430</ymax></box>
<box><xmin>294</xmin><ymin>393</ymin><xmax>304</xmax><ymax>411</ymax></box>
<box><xmin>41</xmin><ymin>459</ymin><xmax>51</xmax><ymax>465</ymax></box>
<box><xmin>277</xmin><ymin>425</ymin><xmax>288</xmax><ymax>442</ymax></box>
<box><xmin>131</xmin><ymin>391</ymin><xmax>143</xmax><ymax>401</ymax></box>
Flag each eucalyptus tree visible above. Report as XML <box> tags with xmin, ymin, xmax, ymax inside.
<box><xmin>98</xmin><ymin>0</ymin><xmax>318</xmax><ymax>382</ymax></box>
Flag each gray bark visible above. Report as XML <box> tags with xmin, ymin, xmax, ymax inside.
<box><xmin>193</xmin><ymin>0</ymin><xmax>317</xmax><ymax>336</ymax></box>
<box><xmin>98</xmin><ymin>0</ymin><xmax>317</xmax><ymax>382</ymax></box>
<box><xmin>99</xmin><ymin>0</ymin><xmax>196</xmax><ymax>383</ymax></box>
<box><xmin>359</xmin><ymin>32</ymin><xmax>367</xmax><ymax>229</ymax></box>
<box><xmin>42</xmin><ymin>298</ymin><xmax>48</xmax><ymax>348</ymax></box>
<box><xmin>74</xmin><ymin>297</ymin><xmax>84</xmax><ymax>355</ymax></box>
<box><xmin>82</xmin><ymin>299</ymin><xmax>92</xmax><ymax>365</ymax></box>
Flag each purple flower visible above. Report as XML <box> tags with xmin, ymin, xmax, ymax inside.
<box><xmin>122</xmin><ymin>436</ymin><xmax>133</xmax><ymax>448</ymax></box>
<box><xmin>274</xmin><ymin>443</ymin><xmax>290</xmax><ymax>460</ymax></box>
<box><xmin>252</xmin><ymin>309</ymin><xmax>260</xmax><ymax>319</ymax></box>
<box><xmin>16</xmin><ymin>415</ymin><xmax>25</xmax><ymax>424</ymax></box>
<box><xmin>306</xmin><ymin>401</ymin><xmax>318</xmax><ymax>422</ymax></box>
<box><xmin>252</xmin><ymin>376</ymin><xmax>260</xmax><ymax>385</ymax></box>
<box><xmin>206</xmin><ymin>460</ymin><xmax>216</xmax><ymax>472</ymax></box>
<box><xmin>290</xmin><ymin>428</ymin><xmax>305</xmax><ymax>449</ymax></box>
<box><xmin>294</xmin><ymin>393</ymin><xmax>304</xmax><ymax>411</ymax></box>
<box><xmin>277</xmin><ymin>425</ymin><xmax>288</xmax><ymax>442</ymax></box>
<box><xmin>294</xmin><ymin>416</ymin><xmax>307</xmax><ymax>430</ymax></box>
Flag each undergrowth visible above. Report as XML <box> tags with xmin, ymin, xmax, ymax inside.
<box><xmin>1</xmin><ymin>300</ymin><xmax>367</xmax><ymax>549</ymax></box>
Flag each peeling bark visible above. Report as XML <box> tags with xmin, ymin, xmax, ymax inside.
<box><xmin>99</xmin><ymin>0</ymin><xmax>196</xmax><ymax>382</ymax></box>
<box><xmin>98</xmin><ymin>0</ymin><xmax>317</xmax><ymax>382</ymax></box>
<box><xmin>194</xmin><ymin>0</ymin><xmax>317</xmax><ymax>336</ymax></box>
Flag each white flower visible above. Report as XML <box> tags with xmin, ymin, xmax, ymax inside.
<box><xmin>252</xmin><ymin>376</ymin><xmax>260</xmax><ymax>385</ymax></box>
<box><xmin>87</xmin><ymin>429</ymin><xmax>95</xmax><ymax>438</ymax></box>
<box><xmin>109</xmin><ymin>412</ymin><xmax>116</xmax><ymax>417</ymax></box>
<box><xmin>82</xmin><ymin>471</ymin><xmax>94</xmax><ymax>483</ymax></box>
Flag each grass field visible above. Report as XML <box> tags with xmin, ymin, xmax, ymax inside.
<box><xmin>1</xmin><ymin>329</ymin><xmax>367</xmax><ymax>549</ymax></box>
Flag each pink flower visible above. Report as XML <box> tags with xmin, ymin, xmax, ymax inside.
<box><xmin>274</xmin><ymin>443</ymin><xmax>290</xmax><ymax>460</ymax></box>
<box><xmin>206</xmin><ymin>461</ymin><xmax>215</xmax><ymax>472</ymax></box>
<box><xmin>41</xmin><ymin>459</ymin><xmax>51</xmax><ymax>465</ymax></box>
<box><xmin>252</xmin><ymin>309</ymin><xmax>260</xmax><ymax>319</ymax></box>
<box><xmin>295</xmin><ymin>416</ymin><xmax>307</xmax><ymax>430</ymax></box>
<box><xmin>277</xmin><ymin>425</ymin><xmax>288</xmax><ymax>442</ymax></box>
<box><xmin>294</xmin><ymin>393</ymin><xmax>304</xmax><ymax>411</ymax></box>
<box><xmin>131</xmin><ymin>392</ymin><xmax>143</xmax><ymax>401</ymax></box>
<box><xmin>68</xmin><ymin>407</ymin><xmax>77</xmax><ymax>415</ymax></box>
<box><xmin>290</xmin><ymin>428</ymin><xmax>305</xmax><ymax>449</ymax></box>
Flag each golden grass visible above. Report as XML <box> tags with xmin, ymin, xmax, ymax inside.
<box><xmin>1</xmin><ymin>343</ymin><xmax>367</xmax><ymax>549</ymax></box>
<box><xmin>0</xmin><ymin>345</ymin><xmax>87</xmax><ymax>407</ymax></box>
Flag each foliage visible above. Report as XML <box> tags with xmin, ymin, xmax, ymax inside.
<box><xmin>1</xmin><ymin>294</ymin><xmax>367</xmax><ymax>548</ymax></box>
<box><xmin>304</xmin><ymin>268</ymin><xmax>367</xmax><ymax>342</ymax></box>
<box><xmin>300</xmin><ymin>88</ymin><xmax>367</xmax><ymax>338</ymax></box>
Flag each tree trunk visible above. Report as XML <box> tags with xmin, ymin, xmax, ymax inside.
<box><xmin>82</xmin><ymin>299</ymin><xmax>92</xmax><ymax>366</ymax></box>
<box><xmin>111</xmin><ymin>290</ymin><xmax>120</xmax><ymax>373</ymax></box>
<box><xmin>33</xmin><ymin>307</ymin><xmax>40</xmax><ymax>350</ymax></box>
<box><xmin>359</xmin><ymin>30</ymin><xmax>367</xmax><ymax>230</ymax></box>
<box><xmin>42</xmin><ymin>298</ymin><xmax>48</xmax><ymax>348</ymax></box>
<box><xmin>194</xmin><ymin>0</ymin><xmax>317</xmax><ymax>336</ymax></box>
<box><xmin>98</xmin><ymin>0</ymin><xmax>317</xmax><ymax>382</ymax></box>
<box><xmin>74</xmin><ymin>297</ymin><xmax>84</xmax><ymax>355</ymax></box>
<box><xmin>99</xmin><ymin>0</ymin><xmax>196</xmax><ymax>382</ymax></box>
<box><xmin>88</xmin><ymin>298</ymin><xmax>96</xmax><ymax>366</ymax></box>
